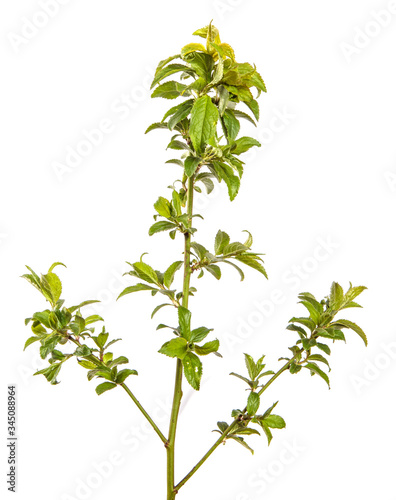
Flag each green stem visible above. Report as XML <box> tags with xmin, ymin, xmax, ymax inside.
<box><xmin>120</xmin><ymin>383</ymin><xmax>167</xmax><ymax>444</ymax></box>
<box><xmin>175</xmin><ymin>355</ymin><xmax>300</xmax><ymax>492</ymax></box>
<box><xmin>69</xmin><ymin>338</ymin><xmax>167</xmax><ymax>444</ymax></box>
<box><xmin>167</xmin><ymin>175</ymin><xmax>195</xmax><ymax>500</ymax></box>
<box><xmin>175</xmin><ymin>420</ymin><xmax>238</xmax><ymax>491</ymax></box>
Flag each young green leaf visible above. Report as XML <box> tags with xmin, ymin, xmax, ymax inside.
<box><xmin>116</xmin><ymin>369</ymin><xmax>138</xmax><ymax>384</ymax></box>
<box><xmin>232</xmin><ymin>137</ymin><xmax>261</xmax><ymax>155</ymax></box>
<box><xmin>247</xmin><ymin>392</ymin><xmax>260</xmax><ymax>416</ymax></box>
<box><xmin>149</xmin><ymin>221</ymin><xmax>177</xmax><ymax>236</ymax></box>
<box><xmin>178</xmin><ymin>306</ymin><xmax>192</xmax><ymax>340</ymax></box>
<box><xmin>95</xmin><ymin>382</ymin><xmax>117</xmax><ymax>395</ymax></box>
<box><xmin>189</xmin><ymin>95</ymin><xmax>219</xmax><ymax>154</ymax></box>
<box><xmin>194</xmin><ymin>339</ymin><xmax>219</xmax><ymax>356</ymax></box>
<box><xmin>151</xmin><ymin>81</ymin><xmax>189</xmax><ymax>99</ymax></box>
<box><xmin>304</xmin><ymin>362</ymin><xmax>330</xmax><ymax>389</ymax></box>
<box><xmin>158</xmin><ymin>338</ymin><xmax>188</xmax><ymax>359</ymax></box>
<box><xmin>117</xmin><ymin>283</ymin><xmax>158</xmax><ymax>300</ymax></box>
<box><xmin>184</xmin><ymin>156</ymin><xmax>201</xmax><ymax>177</ymax></box>
<box><xmin>330</xmin><ymin>319</ymin><xmax>367</xmax><ymax>346</ymax></box>
<box><xmin>263</xmin><ymin>415</ymin><xmax>286</xmax><ymax>429</ymax></box>
<box><xmin>182</xmin><ymin>352</ymin><xmax>203</xmax><ymax>390</ymax></box>
<box><xmin>190</xmin><ymin>327</ymin><xmax>212</xmax><ymax>343</ymax></box>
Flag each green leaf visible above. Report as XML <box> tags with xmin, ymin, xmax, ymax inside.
<box><xmin>85</xmin><ymin>315</ymin><xmax>104</xmax><ymax>325</ymax></box>
<box><xmin>154</xmin><ymin>54</ymin><xmax>180</xmax><ymax>77</ymax></box>
<box><xmin>181</xmin><ymin>43</ymin><xmax>207</xmax><ymax>58</ymax></box>
<box><xmin>222</xmin><ymin>109</ymin><xmax>240</xmax><ymax>141</ymax></box>
<box><xmin>218</xmin><ymin>85</ymin><xmax>229</xmax><ymax>116</ymax></box>
<box><xmin>74</xmin><ymin>345</ymin><xmax>92</xmax><ymax>357</ymax></box>
<box><xmin>69</xmin><ymin>300</ymin><xmax>100</xmax><ymax>313</ymax></box>
<box><xmin>186</xmin><ymin>51</ymin><xmax>215</xmax><ymax>83</ymax></box>
<box><xmin>167</xmin><ymin>140</ymin><xmax>190</xmax><ymax>151</ymax></box>
<box><xmin>154</xmin><ymin>197</ymin><xmax>172</xmax><ymax>218</ymax></box>
<box><xmin>24</xmin><ymin>336</ymin><xmax>40</xmax><ymax>350</ymax></box>
<box><xmin>182</xmin><ymin>352</ymin><xmax>203</xmax><ymax>390</ymax></box>
<box><xmin>34</xmin><ymin>363</ymin><xmax>62</xmax><ymax>385</ymax></box>
<box><xmin>43</xmin><ymin>272</ymin><xmax>62</xmax><ymax>305</ymax></box>
<box><xmin>190</xmin><ymin>327</ymin><xmax>212</xmax><ymax>343</ymax></box>
<box><xmin>330</xmin><ymin>282</ymin><xmax>344</xmax><ymax>309</ymax></box>
<box><xmin>247</xmin><ymin>392</ymin><xmax>260</xmax><ymax>416</ymax></box>
<box><xmin>299</xmin><ymin>300</ymin><xmax>321</xmax><ymax>324</ymax></box>
<box><xmin>164</xmin><ymin>261</ymin><xmax>183</xmax><ymax>288</ymax></box>
<box><xmin>158</xmin><ymin>337</ymin><xmax>188</xmax><ymax>359</ymax></box>
<box><xmin>264</xmin><ymin>415</ymin><xmax>286</xmax><ymax>429</ymax></box>
<box><xmin>108</xmin><ymin>356</ymin><xmax>129</xmax><ymax>368</ymax></box>
<box><xmin>228</xmin><ymin>435</ymin><xmax>254</xmax><ymax>454</ymax></box>
<box><xmin>234</xmin><ymin>254</ymin><xmax>268</xmax><ymax>279</ymax></box>
<box><xmin>33</xmin><ymin>311</ymin><xmax>51</xmax><ymax>328</ymax></box>
<box><xmin>258</xmin><ymin>421</ymin><xmax>273</xmax><ymax>445</ymax></box>
<box><xmin>317</xmin><ymin>342</ymin><xmax>331</xmax><ymax>355</ymax></box>
<box><xmin>307</xmin><ymin>354</ymin><xmax>330</xmax><ymax>370</ymax></box>
<box><xmin>330</xmin><ymin>319</ymin><xmax>368</xmax><ymax>346</ymax></box>
<box><xmin>117</xmin><ymin>283</ymin><xmax>158</xmax><ymax>300</ymax></box>
<box><xmin>244</xmin><ymin>99</ymin><xmax>260</xmax><ymax>120</ymax></box>
<box><xmin>95</xmin><ymin>331</ymin><xmax>109</xmax><ymax>349</ymax></box>
<box><xmin>214</xmin><ymin>230</ymin><xmax>230</xmax><ymax>255</ymax></box>
<box><xmin>184</xmin><ymin>156</ymin><xmax>201</xmax><ymax>177</ymax></box>
<box><xmin>206</xmin><ymin>264</ymin><xmax>221</xmax><ymax>280</ymax></box>
<box><xmin>233</xmin><ymin>109</ymin><xmax>257</xmax><ymax>126</ymax></box>
<box><xmin>150</xmin><ymin>64</ymin><xmax>192</xmax><ymax>89</ymax></box>
<box><xmin>78</xmin><ymin>359</ymin><xmax>97</xmax><ymax>369</ymax></box>
<box><xmin>230</xmin><ymin>372</ymin><xmax>251</xmax><ymax>385</ymax></box>
<box><xmin>132</xmin><ymin>262</ymin><xmax>159</xmax><ymax>285</ymax></box>
<box><xmin>48</xmin><ymin>262</ymin><xmax>66</xmax><ymax>273</ymax></box>
<box><xmin>145</xmin><ymin>122</ymin><xmax>169</xmax><ymax>134</ymax></box>
<box><xmin>95</xmin><ymin>382</ymin><xmax>117</xmax><ymax>395</ymax></box>
<box><xmin>116</xmin><ymin>369</ymin><xmax>138</xmax><ymax>384</ymax></box>
<box><xmin>343</xmin><ymin>284</ymin><xmax>367</xmax><ymax>304</ymax></box>
<box><xmin>289</xmin><ymin>317</ymin><xmax>316</xmax><ymax>331</ymax></box>
<box><xmin>149</xmin><ymin>221</ymin><xmax>177</xmax><ymax>236</ymax></box>
<box><xmin>151</xmin><ymin>303</ymin><xmax>172</xmax><ymax>319</ymax></box>
<box><xmin>189</xmin><ymin>95</ymin><xmax>218</xmax><ymax>154</ymax></box>
<box><xmin>151</xmin><ymin>81</ymin><xmax>189</xmax><ymax>99</ymax></box>
<box><xmin>168</xmin><ymin>99</ymin><xmax>194</xmax><ymax>130</ymax></box>
<box><xmin>195</xmin><ymin>339</ymin><xmax>219</xmax><ymax>356</ymax></box>
<box><xmin>232</xmin><ymin>136</ymin><xmax>261</xmax><ymax>155</ymax></box>
<box><xmin>212</xmin><ymin>161</ymin><xmax>240</xmax><ymax>201</ymax></box>
<box><xmin>244</xmin><ymin>353</ymin><xmax>256</xmax><ymax>379</ymax></box>
<box><xmin>178</xmin><ymin>306</ymin><xmax>191</xmax><ymax>340</ymax></box>
<box><xmin>304</xmin><ymin>362</ymin><xmax>330</xmax><ymax>389</ymax></box>
<box><xmin>232</xmin><ymin>427</ymin><xmax>260</xmax><ymax>436</ymax></box>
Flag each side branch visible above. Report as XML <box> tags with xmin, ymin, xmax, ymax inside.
<box><xmin>121</xmin><ymin>383</ymin><xmax>167</xmax><ymax>444</ymax></box>
<box><xmin>175</xmin><ymin>357</ymin><xmax>297</xmax><ymax>491</ymax></box>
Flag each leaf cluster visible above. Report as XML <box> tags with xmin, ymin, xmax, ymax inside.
<box><xmin>191</xmin><ymin>229</ymin><xmax>267</xmax><ymax>281</ymax></box>
<box><xmin>158</xmin><ymin>306</ymin><xmax>221</xmax><ymax>391</ymax></box>
<box><xmin>22</xmin><ymin>263</ymin><xmax>137</xmax><ymax>393</ymax></box>
<box><xmin>282</xmin><ymin>282</ymin><xmax>367</xmax><ymax>388</ymax></box>
<box><xmin>147</xmin><ymin>22</ymin><xmax>265</xmax><ymax>202</ymax></box>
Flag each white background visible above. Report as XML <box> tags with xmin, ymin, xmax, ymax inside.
<box><xmin>1</xmin><ymin>1</ymin><xmax>396</xmax><ymax>499</ymax></box>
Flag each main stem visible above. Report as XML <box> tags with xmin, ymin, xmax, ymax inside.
<box><xmin>167</xmin><ymin>176</ymin><xmax>194</xmax><ymax>500</ymax></box>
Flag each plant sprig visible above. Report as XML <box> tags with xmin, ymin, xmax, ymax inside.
<box><xmin>22</xmin><ymin>21</ymin><xmax>368</xmax><ymax>500</ymax></box>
